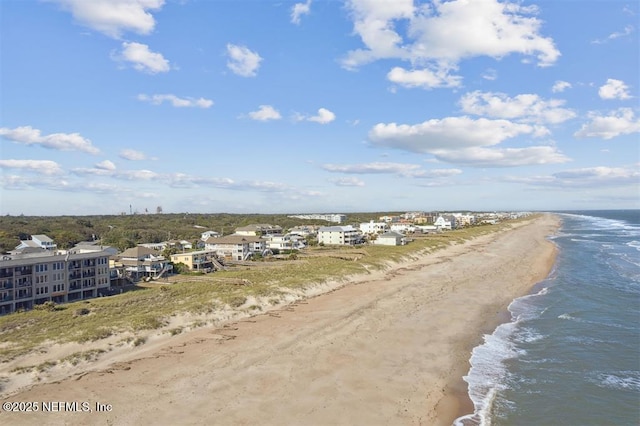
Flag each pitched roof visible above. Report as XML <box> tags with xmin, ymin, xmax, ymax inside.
<box><xmin>118</xmin><ymin>246</ymin><xmax>160</xmax><ymax>258</ymax></box>
<box><xmin>207</xmin><ymin>235</ymin><xmax>263</xmax><ymax>244</ymax></box>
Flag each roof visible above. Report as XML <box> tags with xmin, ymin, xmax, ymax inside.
<box><xmin>207</xmin><ymin>235</ymin><xmax>263</xmax><ymax>244</ymax></box>
<box><xmin>118</xmin><ymin>246</ymin><xmax>160</xmax><ymax>258</ymax></box>
<box><xmin>32</xmin><ymin>234</ymin><xmax>54</xmax><ymax>242</ymax></box>
<box><xmin>318</xmin><ymin>225</ymin><xmax>357</xmax><ymax>232</ymax></box>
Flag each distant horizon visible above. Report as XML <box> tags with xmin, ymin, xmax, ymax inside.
<box><xmin>2</xmin><ymin>208</ymin><xmax>639</xmax><ymax>219</ymax></box>
<box><xmin>1</xmin><ymin>1</ymin><xmax>638</xmax><ymax>215</ymax></box>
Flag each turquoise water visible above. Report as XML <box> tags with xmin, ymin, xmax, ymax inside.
<box><xmin>455</xmin><ymin>210</ymin><xmax>640</xmax><ymax>425</ymax></box>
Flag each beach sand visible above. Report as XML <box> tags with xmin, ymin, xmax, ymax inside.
<box><xmin>0</xmin><ymin>214</ymin><xmax>559</xmax><ymax>425</ymax></box>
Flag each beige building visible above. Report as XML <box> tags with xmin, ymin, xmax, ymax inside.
<box><xmin>0</xmin><ymin>249</ymin><xmax>111</xmax><ymax>315</ymax></box>
<box><xmin>170</xmin><ymin>250</ymin><xmax>222</xmax><ymax>272</ymax></box>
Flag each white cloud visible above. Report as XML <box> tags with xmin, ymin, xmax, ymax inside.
<box><xmin>300</xmin><ymin>108</ymin><xmax>336</xmax><ymax>124</ymax></box>
<box><xmin>95</xmin><ymin>160</ymin><xmax>116</xmax><ymax>170</ymax></box>
<box><xmin>322</xmin><ymin>162</ymin><xmax>422</xmax><ymax>175</ymax></box>
<box><xmin>291</xmin><ymin>0</ymin><xmax>312</xmax><ymax>25</ymax></box>
<box><xmin>552</xmin><ymin>80</ymin><xmax>572</xmax><ymax>93</ymax></box>
<box><xmin>369</xmin><ymin>116</ymin><xmax>539</xmax><ymax>152</ymax></box>
<box><xmin>226</xmin><ymin>44</ymin><xmax>262</xmax><ymax>77</ymax></box>
<box><xmin>343</xmin><ymin>0</ymin><xmax>560</xmax><ymax>79</ymax></box>
<box><xmin>116</xmin><ymin>41</ymin><xmax>170</xmax><ymax>74</ymax></box>
<box><xmin>482</xmin><ymin>68</ymin><xmax>498</xmax><ymax>81</ymax></box>
<box><xmin>248</xmin><ymin>105</ymin><xmax>281</xmax><ymax>121</ymax></box>
<box><xmin>0</xmin><ymin>125</ymin><xmax>100</xmax><ymax>154</ymax></box>
<box><xmin>410</xmin><ymin>168</ymin><xmax>463</xmax><ymax>178</ymax></box>
<box><xmin>459</xmin><ymin>91</ymin><xmax>576</xmax><ymax>124</ymax></box>
<box><xmin>592</xmin><ymin>25</ymin><xmax>634</xmax><ymax>44</ymax></box>
<box><xmin>574</xmin><ymin>108</ymin><xmax>640</xmax><ymax>139</ymax></box>
<box><xmin>512</xmin><ymin>166</ymin><xmax>639</xmax><ymax>188</ymax></box>
<box><xmin>137</xmin><ymin>94</ymin><xmax>213</xmax><ymax>108</ymax></box>
<box><xmin>431</xmin><ymin>146</ymin><xmax>570</xmax><ymax>167</ymax></box>
<box><xmin>598</xmin><ymin>79</ymin><xmax>632</xmax><ymax>100</ymax></box>
<box><xmin>49</xmin><ymin>0</ymin><xmax>164</xmax><ymax>39</ymax></box>
<box><xmin>387</xmin><ymin>66</ymin><xmax>462</xmax><ymax>89</ymax></box>
<box><xmin>0</xmin><ymin>159</ymin><xmax>64</xmax><ymax>175</ymax></box>
<box><xmin>119</xmin><ymin>149</ymin><xmax>147</xmax><ymax>160</ymax></box>
<box><xmin>331</xmin><ymin>177</ymin><xmax>365</xmax><ymax>187</ymax></box>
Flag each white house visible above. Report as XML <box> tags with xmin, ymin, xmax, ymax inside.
<box><xmin>434</xmin><ymin>216</ymin><xmax>452</xmax><ymax>230</ymax></box>
<box><xmin>264</xmin><ymin>235</ymin><xmax>306</xmax><ymax>252</ymax></box>
<box><xmin>201</xmin><ymin>230</ymin><xmax>220</xmax><ymax>241</ymax></box>
<box><xmin>360</xmin><ymin>220</ymin><xmax>389</xmax><ymax>235</ymax></box>
<box><xmin>317</xmin><ymin>226</ymin><xmax>363</xmax><ymax>246</ymax></box>
<box><xmin>15</xmin><ymin>235</ymin><xmax>57</xmax><ymax>251</ymax></box>
<box><xmin>374</xmin><ymin>231</ymin><xmax>406</xmax><ymax>246</ymax></box>
<box><xmin>204</xmin><ymin>235</ymin><xmax>266</xmax><ymax>261</ymax></box>
<box><xmin>390</xmin><ymin>223</ymin><xmax>416</xmax><ymax>233</ymax></box>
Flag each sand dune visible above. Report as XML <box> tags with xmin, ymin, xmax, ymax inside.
<box><xmin>0</xmin><ymin>214</ymin><xmax>559</xmax><ymax>425</ymax></box>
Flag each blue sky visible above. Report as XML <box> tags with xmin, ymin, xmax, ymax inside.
<box><xmin>1</xmin><ymin>0</ymin><xmax>638</xmax><ymax>216</ymax></box>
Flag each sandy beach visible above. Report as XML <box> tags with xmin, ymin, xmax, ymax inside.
<box><xmin>0</xmin><ymin>214</ymin><xmax>559</xmax><ymax>426</ymax></box>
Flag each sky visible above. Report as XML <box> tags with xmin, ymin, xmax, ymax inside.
<box><xmin>0</xmin><ymin>0</ymin><xmax>639</xmax><ymax>216</ymax></box>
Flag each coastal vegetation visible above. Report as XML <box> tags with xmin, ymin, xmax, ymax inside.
<box><xmin>0</xmin><ymin>216</ymin><xmax>531</xmax><ymax>363</ymax></box>
<box><xmin>0</xmin><ymin>212</ymin><xmax>400</xmax><ymax>253</ymax></box>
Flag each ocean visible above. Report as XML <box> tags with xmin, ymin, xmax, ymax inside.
<box><xmin>455</xmin><ymin>210</ymin><xmax>640</xmax><ymax>426</ymax></box>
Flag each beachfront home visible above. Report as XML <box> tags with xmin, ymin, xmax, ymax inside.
<box><xmin>114</xmin><ymin>246</ymin><xmax>172</xmax><ymax>280</ymax></box>
<box><xmin>317</xmin><ymin>226</ymin><xmax>363</xmax><ymax>246</ymax></box>
<box><xmin>14</xmin><ymin>235</ymin><xmax>57</xmax><ymax>251</ymax></box>
<box><xmin>359</xmin><ymin>220</ymin><xmax>389</xmax><ymax>235</ymax></box>
<box><xmin>0</xmin><ymin>249</ymin><xmax>111</xmax><ymax>315</ymax></box>
<box><xmin>434</xmin><ymin>216</ymin><xmax>452</xmax><ymax>231</ymax></box>
<box><xmin>170</xmin><ymin>250</ymin><xmax>223</xmax><ymax>272</ymax></box>
<box><xmin>204</xmin><ymin>235</ymin><xmax>266</xmax><ymax>261</ymax></box>
<box><xmin>374</xmin><ymin>231</ymin><xmax>407</xmax><ymax>246</ymax></box>
<box><xmin>235</xmin><ymin>224</ymin><xmax>283</xmax><ymax>237</ymax></box>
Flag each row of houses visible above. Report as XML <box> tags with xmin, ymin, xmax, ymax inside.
<box><xmin>1</xmin><ymin>211</ymin><xmax>526</xmax><ymax>315</ymax></box>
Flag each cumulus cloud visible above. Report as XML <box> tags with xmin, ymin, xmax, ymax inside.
<box><xmin>49</xmin><ymin>0</ymin><xmax>164</xmax><ymax>39</ymax></box>
<box><xmin>431</xmin><ymin>146</ymin><xmax>570</xmax><ymax>167</ymax></box>
<box><xmin>137</xmin><ymin>94</ymin><xmax>213</xmax><ymax>108</ymax></box>
<box><xmin>459</xmin><ymin>91</ymin><xmax>576</xmax><ymax>124</ymax></box>
<box><xmin>387</xmin><ymin>66</ymin><xmax>462</xmax><ymax>89</ymax></box>
<box><xmin>115</xmin><ymin>41</ymin><xmax>170</xmax><ymax>74</ymax></box>
<box><xmin>342</xmin><ymin>0</ymin><xmax>560</xmax><ymax>83</ymax></box>
<box><xmin>248</xmin><ymin>105</ymin><xmax>282</xmax><ymax>121</ymax></box>
<box><xmin>552</xmin><ymin>80</ymin><xmax>572</xmax><ymax>93</ymax></box>
<box><xmin>322</xmin><ymin>162</ymin><xmax>423</xmax><ymax>175</ymax></box>
<box><xmin>291</xmin><ymin>0</ymin><xmax>312</xmax><ymax>25</ymax></box>
<box><xmin>119</xmin><ymin>149</ymin><xmax>147</xmax><ymax>160</ymax></box>
<box><xmin>367</xmin><ymin>116</ymin><xmax>570</xmax><ymax>167</ymax></box>
<box><xmin>0</xmin><ymin>125</ymin><xmax>100</xmax><ymax>154</ymax></box>
<box><xmin>296</xmin><ymin>108</ymin><xmax>336</xmax><ymax>124</ymax></box>
<box><xmin>0</xmin><ymin>159</ymin><xmax>64</xmax><ymax>175</ymax></box>
<box><xmin>574</xmin><ymin>108</ymin><xmax>640</xmax><ymax>139</ymax></box>
<box><xmin>226</xmin><ymin>44</ymin><xmax>262</xmax><ymax>77</ymax></box>
<box><xmin>369</xmin><ymin>116</ymin><xmax>540</xmax><ymax>152</ymax></box>
<box><xmin>598</xmin><ymin>79</ymin><xmax>632</xmax><ymax>100</ymax></box>
<box><xmin>95</xmin><ymin>160</ymin><xmax>116</xmax><ymax>170</ymax></box>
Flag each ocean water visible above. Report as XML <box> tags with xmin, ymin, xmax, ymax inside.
<box><xmin>455</xmin><ymin>210</ymin><xmax>640</xmax><ymax>426</ymax></box>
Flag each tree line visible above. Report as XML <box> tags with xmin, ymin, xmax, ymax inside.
<box><xmin>0</xmin><ymin>211</ymin><xmax>397</xmax><ymax>254</ymax></box>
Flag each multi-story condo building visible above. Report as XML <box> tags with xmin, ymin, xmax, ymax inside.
<box><xmin>317</xmin><ymin>226</ymin><xmax>363</xmax><ymax>246</ymax></box>
<box><xmin>0</xmin><ymin>250</ymin><xmax>111</xmax><ymax>315</ymax></box>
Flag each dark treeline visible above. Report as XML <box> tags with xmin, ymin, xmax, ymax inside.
<box><xmin>0</xmin><ymin>212</ymin><xmax>401</xmax><ymax>254</ymax></box>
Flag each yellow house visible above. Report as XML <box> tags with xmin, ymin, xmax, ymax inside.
<box><xmin>170</xmin><ymin>249</ymin><xmax>219</xmax><ymax>272</ymax></box>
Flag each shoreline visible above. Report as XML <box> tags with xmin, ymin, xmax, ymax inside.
<box><xmin>0</xmin><ymin>214</ymin><xmax>560</xmax><ymax>425</ymax></box>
